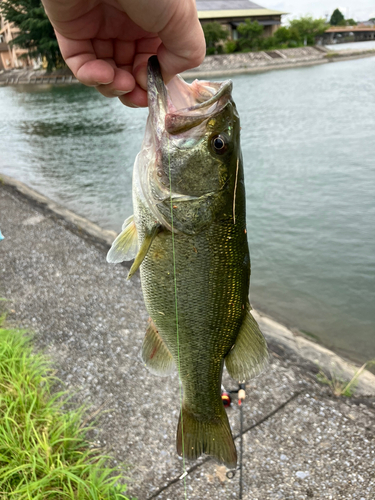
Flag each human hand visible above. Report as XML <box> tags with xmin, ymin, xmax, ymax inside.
<box><xmin>41</xmin><ymin>0</ymin><xmax>206</xmax><ymax>107</ymax></box>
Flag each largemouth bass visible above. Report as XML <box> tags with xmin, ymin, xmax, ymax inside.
<box><xmin>107</xmin><ymin>56</ymin><xmax>268</xmax><ymax>468</ymax></box>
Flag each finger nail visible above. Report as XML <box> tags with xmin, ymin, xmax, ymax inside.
<box><xmin>113</xmin><ymin>90</ymin><xmax>131</xmax><ymax>96</ymax></box>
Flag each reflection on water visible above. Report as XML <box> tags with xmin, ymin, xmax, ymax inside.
<box><xmin>18</xmin><ymin>121</ymin><xmax>126</xmax><ymax>137</ymax></box>
<box><xmin>0</xmin><ymin>57</ymin><xmax>374</xmax><ymax>365</ymax></box>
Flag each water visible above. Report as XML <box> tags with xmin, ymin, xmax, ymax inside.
<box><xmin>1</xmin><ymin>57</ymin><xmax>374</xmax><ymax>364</ymax></box>
<box><xmin>326</xmin><ymin>40</ymin><xmax>375</xmax><ymax>51</ymax></box>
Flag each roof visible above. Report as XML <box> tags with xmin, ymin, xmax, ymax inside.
<box><xmin>198</xmin><ymin>9</ymin><xmax>287</xmax><ymax>19</ymax></box>
<box><xmin>196</xmin><ymin>0</ymin><xmax>287</xmax><ymax>18</ymax></box>
<box><xmin>357</xmin><ymin>21</ymin><xmax>375</xmax><ymax>26</ymax></box>
<box><xmin>196</xmin><ymin>0</ymin><xmax>265</xmax><ymax>9</ymax></box>
<box><xmin>325</xmin><ymin>26</ymin><xmax>375</xmax><ymax>32</ymax></box>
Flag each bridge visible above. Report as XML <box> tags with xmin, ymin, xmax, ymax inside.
<box><xmin>324</xmin><ymin>26</ymin><xmax>375</xmax><ymax>44</ymax></box>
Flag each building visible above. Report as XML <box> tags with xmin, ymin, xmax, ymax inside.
<box><xmin>324</xmin><ymin>25</ymin><xmax>375</xmax><ymax>44</ymax></box>
<box><xmin>357</xmin><ymin>20</ymin><xmax>375</xmax><ymax>27</ymax></box>
<box><xmin>0</xmin><ymin>12</ymin><xmax>33</xmax><ymax>69</ymax></box>
<box><xmin>196</xmin><ymin>0</ymin><xmax>287</xmax><ymax>39</ymax></box>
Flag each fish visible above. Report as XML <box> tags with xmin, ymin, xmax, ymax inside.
<box><xmin>107</xmin><ymin>56</ymin><xmax>268</xmax><ymax>468</ymax></box>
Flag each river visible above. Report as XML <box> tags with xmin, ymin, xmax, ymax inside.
<box><xmin>0</xmin><ymin>56</ymin><xmax>374</xmax><ymax>365</ymax></box>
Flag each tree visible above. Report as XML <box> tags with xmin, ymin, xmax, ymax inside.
<box><xmin>0</xmin><ymin>0</ymin><xmax>64</xmax><ymax>71</ymax></box>
<box><xmin>237</xmin><ymin>19</ymin><xmax>264</xmax><ymax>51</ymax></box>
<box><xmin>330</xmin><ymin>8</ymin><xmax>345</xmax><ymax>26</ymax></box>
<box><xmin>345</xmin><ymin>18</ymin><xmax>357</xmax><ymax>26</ymax></box>
<box><xmin>289</xmin><ymin>16</ymin><xmax>327</xmax><ymax>45</ymax></box>
<box><xmin>202</xmin><ymin>22</ymin><xmax>229</xmax><ymax>55</ymax></box>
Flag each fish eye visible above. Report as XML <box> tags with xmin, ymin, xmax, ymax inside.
<box><xmin>211</xmin><ymin>134</ymin><xmax>227</xmax><ymax>155</ymax></box>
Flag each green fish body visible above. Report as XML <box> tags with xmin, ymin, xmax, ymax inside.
<box><xmin>108</xmin><ymin>57</ymin><xmax>268</xmax><ymax>468</ymax></box>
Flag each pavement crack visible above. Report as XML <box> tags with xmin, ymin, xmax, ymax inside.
<box><xmin>146</xmin><ymin>391</ymin><xmax>302</xmax><ymax>499</ymax></box>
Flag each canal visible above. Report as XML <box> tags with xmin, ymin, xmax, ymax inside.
<box><xmin>1</xmin><ymin>56</ymin><xmax>374</xmax><ymax>365</ymax></box>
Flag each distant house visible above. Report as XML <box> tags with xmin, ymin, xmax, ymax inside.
<box><xmin>357</xmin><ymin>20</ymin><xmax>375</xmax><ymax>27</ymax></box>
<box><xmin>196</xmin><ymin>0</ymin><xmax>287</xmax><ymax>38</ymax></box>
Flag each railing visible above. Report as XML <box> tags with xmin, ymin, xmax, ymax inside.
<box><xmin>1</xmin><ymin>75</ymin><xmax>78</xmax><ymax>85</ymax></box>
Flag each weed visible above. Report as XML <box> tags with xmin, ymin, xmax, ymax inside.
<box><xmin>0</xmin><ymin>323</ymin><xmax>131</xmax><ymax>499</ymax></box>
<box><xmin>317</xmin><ymin>360</ymin><xmax>375</xmax><ymax>397</ymax></box>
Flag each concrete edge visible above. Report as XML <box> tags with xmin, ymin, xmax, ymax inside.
<box><xmin>0</xmin><ymin>173</ymin><xmax>117</xmax><ymax>249</ymax></box>
<box><xmin>183</xmin><ymin>58</ymin><xmax>328</xmax><ymax>79</ymax></box>
<box><xmin>1</xmin><ymin>172</ymin><xmax>374</xmax><ymax>397</ymax></box>
<box><xmin>182</xmin><ymin>50</ymin><xmax>375</xmax><ymax>79</ymax></box>
<box><xmin>253</xmin><ymin>310</ymin><xmax>375</xmax><ymax>397</ymax></box>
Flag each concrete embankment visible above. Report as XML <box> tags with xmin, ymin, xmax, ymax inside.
<box><xmin>1</xmin><ymin>173</ymin><xmax>374</xmax><ymax>499</ymax></box>
<box><xmin>183</xmin><ymin>46</ymin><xmax>375</xmax><ymax>79</ymax></box>
<box><xmin>1</xmin><ymin>46</ymin><xmax>374</xmax><ymax>85</ymax></box>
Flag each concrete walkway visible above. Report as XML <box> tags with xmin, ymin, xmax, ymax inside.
<box><xmin>0</xmin><ymin>178</ymin><xmax>374</xmax><ymax>500</ymax></box>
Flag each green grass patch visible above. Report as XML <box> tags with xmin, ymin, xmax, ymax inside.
<box><xmin>316</xmin><ymin>359</ymin><xmax>375</xmax><ymax>397</ymax></box>
<box><xmin>0</xmin><ymin>317</ymin><xmax>131</xmax><ymax>499</ymax></box>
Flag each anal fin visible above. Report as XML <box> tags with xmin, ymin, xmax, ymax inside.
<box><xmin>225</xmin><ymin>305</ymin><xmax>268</xmax><ymax>381</ymax></box>
<box><xmin>141</xmin><ymin>319</ymin><xmax>174</xmax><ymax>377</ymax></box>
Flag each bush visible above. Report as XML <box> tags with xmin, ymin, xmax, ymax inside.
<box><xmin>237</xmin><ymin>19</ymin><xmax>264</xmax><ymax>51</ymax></box>
<box><xmin>289</xmin><ymin>16</ymin><xmax>327</xmax><ymax>45</ymax></box>
<box><xmin>202</xmin><ymin>21</ymin><xmax>229</xmax><ymax>55</ymax></box>
<box><xmin>274</xmin><ymin>26</ymin><xmax>301</xmax><ymax>45</ymax></box>
<box><xmin>224</xmin><ymin>40</ymin><xmax>239</xmax><ymax>53</ymax></box>
<box><xmin>261</xmin><ymin>35</ymin><xmax>277</xmax><ymax>50</ymax></box>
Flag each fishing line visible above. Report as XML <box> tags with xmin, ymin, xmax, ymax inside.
<box><xmin>225</xmin><ymin>383</ymin><xmax>245</xmax><ymax>498</ymax></box>
<box><xmin>167</xmin><ymin>134</ymin><xmax>188</xmax><ymax>499</ymax></box>
<box><xmin>238</xmin><ymin>383</ymin><xmax>245</xmax><ymax>499</ymax></box>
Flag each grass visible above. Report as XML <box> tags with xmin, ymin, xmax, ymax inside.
<box><xmin>316</xmin><ymin>360</ymin><xmax>375</xmax><ymax>397</ymax></box>
<box><xmin>0</xmin><ymin>314</ymin><xmax>131</xmax><ymax>500</ymax></box>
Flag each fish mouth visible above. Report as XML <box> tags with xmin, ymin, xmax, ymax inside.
<box><xmin>147</xmin><ymin>56</ymin><xmax>233</xmax><ymax>136</ymax></box>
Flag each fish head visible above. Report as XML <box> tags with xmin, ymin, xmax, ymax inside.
<box><xmin>139</xmin><ymin>56</ymin><xmax>241</xmax><ymax>232</ymax></box>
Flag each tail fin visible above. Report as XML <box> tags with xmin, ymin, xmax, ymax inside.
<box><xmin>176</xmin><ymin>403</ymin><xmax>237</xmax><ymax>468</ymax></box>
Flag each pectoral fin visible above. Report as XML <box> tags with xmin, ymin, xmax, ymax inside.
<box><xmin>141</xmin><ymin>319</ymin><xmax>174</xmax><ymax>376</ymax></box>
<box><xmin>225</xmin><ymin>306</ymin><xmax>268</xmax><ymax>381</ymax></box>
<box><xmin>127</xmin><ymin>224</ymin><xmax>161</xmax><ymax>279</ymax></box>
<box><xmin>107</xmin><ymin>215</ymin><xmax>138</xmax><ymax>264</ymax></box>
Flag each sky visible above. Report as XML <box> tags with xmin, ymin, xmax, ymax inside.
<box><xmin>265</xmin><ymin>0</ymin><xmax>375</xmax><ymax>22</ymax></box>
